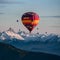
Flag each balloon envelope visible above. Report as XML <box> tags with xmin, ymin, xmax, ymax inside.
<box><xmin>21</xmin><ymin>12</ymin><xmax>40</xmax><ymax>32</ymax></box>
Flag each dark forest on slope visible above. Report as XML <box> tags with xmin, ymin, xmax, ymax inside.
<box><xmin>0</xmin><ymin>42</ymin><xmax>60</xmax><ymax>60</ymax></box>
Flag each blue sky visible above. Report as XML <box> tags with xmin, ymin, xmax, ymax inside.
<box><xmin>0</xmin><ymin>0</ymin><xmax>60</xmax><ymax>34</ymax></box>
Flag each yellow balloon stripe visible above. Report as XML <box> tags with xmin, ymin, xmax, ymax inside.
<box><xmin>22</xmin><ymin>20</ymin><xmax>39</xmax><ymax>24</ymax></box>
<box><xmin>32</xmin><ymin>20</ymin><xmax>39</xmax><ymax>25</ymax></box>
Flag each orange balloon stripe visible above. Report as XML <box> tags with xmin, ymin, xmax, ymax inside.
<box><xmin>22</xmin><ymin>20</ymin><xmax>31</xmax><ymax>23</ymax></box>
<box><xmin>32</xmin><ymin>20</ymin><xmax>39</xmax><ymax>24</ymax></box>
<box><xmin>22</xmin><ymin>20</ymin><xmax>39</xmax><ymax>23</ymax></box>
<box><xmin>22</xmin><ymin>19</ymin><xmax>39</xmax><ymax>21</ymax></box>
<box><xmin>23</xmin><ymin>23</ymin><xmax>38</xmax><ymax>25</ymax></box>
<box><xmin>32</xmin><ymin>24</ymin><xmax>37</xmax><ymax>26</ymax></box>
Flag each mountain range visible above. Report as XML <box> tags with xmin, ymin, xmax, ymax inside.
<box><xmin>0</xmin><ymin>28</ymin><xmax>60</xmax><ymax>57</ymax></box>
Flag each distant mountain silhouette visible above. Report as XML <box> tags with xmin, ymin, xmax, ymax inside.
<box><xmin>0</xmin><ymin>42</ymin><xmax>60</xmax><ymax>60</ymax></box>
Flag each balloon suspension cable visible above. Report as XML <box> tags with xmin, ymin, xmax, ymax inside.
<box><xmin>17</xmin><ymin>20</ymin><xmax>20</xmax><ymax>32</ymax></box>
<box><xmin>37</xmin><ymin>27</ymin><xmax>39</xmax><ymax>34</ymax></box>
<box><xmin>29</xmin><ymin>31</ymin><xmax>31</xmax><ymax>35</ymax></box>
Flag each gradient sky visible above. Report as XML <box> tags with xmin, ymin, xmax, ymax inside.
<box><xmin>0</xmin><ymin>0</ymin><xmax>60</xmax><ymax>34</ymax></box>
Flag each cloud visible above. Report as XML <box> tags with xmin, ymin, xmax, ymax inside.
<box><xmin>0</xmin><ymin>0</ymin><xmax>25</xmax><ymax>4</ymax></box>
<box><xmin>49</xmin><ymin>26</ymin><xmax>60</xmax><ymax>28</ymax></box>
<box><xmin>0</xmin><ymin>0</ymin><xmax>6</xmax><ymax>3</ymax></box>
<box><xmin>40</xmin><ymin>16</ymin><xmax>60</xmax><ymax>18</ymax></box>
<box><xmin>0</xmin><ymin>12</ymin><xmax>4</xmax><ymax>14</ymax></box>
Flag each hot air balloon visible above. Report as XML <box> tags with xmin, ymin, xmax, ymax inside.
<box><xmin>21</xmin><ymin>12</ymin><xmax>40</xmax><ymax>33</ymax></box>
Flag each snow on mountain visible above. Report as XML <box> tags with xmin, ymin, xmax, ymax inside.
<box><xmin>0</xmin><ymin>28</ymin><xmax>24</xmax><ymax>40</ymax></box>
<box><xmin>19</xmin><ymin>32</ymin><xmax>59</xmax><ymax>42</ymax></box>
<box><xmin>0</xmin><ymin>28</ymin><xmax>59</xmax><ymax>42</ymax></box>
<box><xmin>5</xmin><ymin>31</ymin><xmax>24</xmax><ymax>40</ymax></box>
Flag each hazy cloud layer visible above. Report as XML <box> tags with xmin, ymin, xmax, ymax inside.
<box><xmin>0</xmin><ymin>0</ymin><xmax>25</xmax><ymax>4</ymax></box>
<box><xmin>0</xmin><ymin>0</ymin><xmax>25</xmax><ymax>15</ymax></box>
<box><xmin>50</xmin><ymin>26</ymin><xmax>60</xmax><ymax>28</ymax></box>
<box><xmin>40</xmin><ymin>16</ymin><xmax>60</xmax><ymax>18</ymax></box>
<box><xmin>0</xmin><ymin>12</ymin><xmax>4</xmax><ymax>14</ymax></box>
<box><xmin>0</xmin><ymin>0</ymin><xmax>6</xmax><ymax>3</ymax></box>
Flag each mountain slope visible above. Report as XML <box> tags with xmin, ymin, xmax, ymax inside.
<box><xmin>0</xmin><ymin>42</ymin><xmax>60</xmax><ymax>60</ymax></box>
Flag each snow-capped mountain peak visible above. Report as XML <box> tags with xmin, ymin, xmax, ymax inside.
<box><xmin>0</xmin><ymin>28</ymin><xmax>24</xmax><ymax>40</ymax></box>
